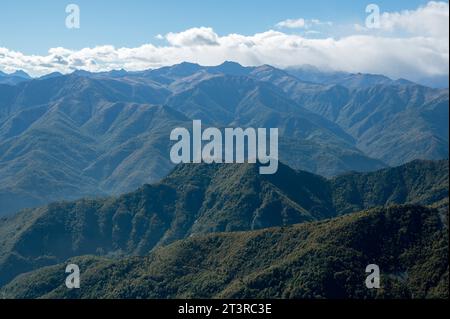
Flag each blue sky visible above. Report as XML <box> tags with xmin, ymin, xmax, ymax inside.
<box><xmin>0</xmin><ymin>0</ymin><xmax>448</xmax><ymax>85</ymax></box>
<box><xmin>0</xmin><ymin>0</ymin><xmax>433</xmax><ymax>54</ymax></box>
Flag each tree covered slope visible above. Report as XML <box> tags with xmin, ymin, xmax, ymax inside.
<box><xmin>1</xmin><ymin>205</ymin><xmax>447</xmax><ymax>299</ymax></box>
<box><xmin>0</xmin><ymin>159</ymin><xmax>447</xmax><ymax>288</ymax></box>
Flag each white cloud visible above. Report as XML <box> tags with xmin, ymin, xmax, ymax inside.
<box><xmin>379</xmin><ymin>1</ymin><xmax>449</xmax><ymax>38</ymax></box>
<box><xmin>276</xmin><ymin>18</ymin><xmax>307</xmax><ymax>29</ymax></box>
<box><xmin>276</xmin><ymin>18</ymin><xmax>332</xmax><ymax>29</ymax></box>
<box><xmin>0</xmin><ymin>2</ymin><xmax>447</xmax><ymax>84</ymax></box>
<box><xmin>304</xmin><ymin>30</ymin><xmax>322</xmax><ymax>35</ymax></box>
<box><xmin>165</xmin><ymin>27</ymin><xmax>219</xmax><ymax>46</ymax></box>
<box><xmin>355</xmin><ymin>1</ymin><xmax>449</xmax><ymax>38</ymax></box>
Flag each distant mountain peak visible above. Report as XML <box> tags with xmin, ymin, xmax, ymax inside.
<box><xmin>220</xmin><ymin>60</ymin><xmax>243</xmax><ymax>67</ymax></box>
<box><xmin>11</xmin><ymin>70</ymin><xmax>31</xmax><ymax>79</ymax></box>
<box><xmin>259</xmin><ymin>64</ymin><xmax>277</xmax><ymax>70</ymax></box>
<box><xmin>71</xmin><ymin>69</ymin><xmax>94</xmax><ymax>77</ymax></box>
<box><xmin>106</xmin><ymin>68</ymin><xmax>128</xmax><ymax>77</ymax></box>
<box><xmin>38</xmin><ymin>72</ymin><xmax>64</xmax><ymax>80</ymax></box>
<box><xmin>0</xmin><ymin>69</ymin><xmax>31</xmax><ymax>79</ymax></box>
<box><xmin>208</xmin><ymin>61</ymin><xmax>250</xmax><ymax>76</ymax></box>
<box><xmin>178</xmin><ymin>61</ymin><xmax>201</xmax><ymax>66</ymax></box>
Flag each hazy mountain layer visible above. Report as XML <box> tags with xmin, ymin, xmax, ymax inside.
<box><xmin>0</xmin><ymin>62</ymin><xmax>447</xmax><ymax>216</ymax></box>
<box><xmin>0</xmin><ymin>65</ymin><xmax>392</xmax><ymax>215</ymax></box>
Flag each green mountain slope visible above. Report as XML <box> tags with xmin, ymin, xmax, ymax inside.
<box><xmin>2</xmin><ymin>204</ymin><xmax>447</xmax><ymax>299</ymax></box>
<box><xmin>165</xmin><ymin>74</ymin><xmax>385</xmax><ymax>177</ymax></box>
<box><xmin>0</xmin><ymin>69</ymin><xmax>387</xmax><ymax>216</ymax></box>
<box><xmin>0</xmin><ymin>160</ymin><xmax>447</xmax><ymax>287</ymax></box>
<box><xmin>331</xmin><ymin>159</ymin><xmax>449</xmax><ymax>214</ymax></box>
<box><xmin>288</xmin><ymin>82</ymin><xmax>449</xmax><ymax>166</ymax></box>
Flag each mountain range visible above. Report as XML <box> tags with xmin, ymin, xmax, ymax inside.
<box><xmin>0</xmin><ymin>62</ymin><xmax>448</xmax><ymax>216</ymax></box>
<box><xmin>0</xmin><ymin>159</ymin><xmax>447</xmax><ymax>291</ymax></box>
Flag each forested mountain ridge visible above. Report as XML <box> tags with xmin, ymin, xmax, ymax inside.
<box><xmin>0</xmin><ymin>159</ymin><xmax>447</xmax><ymax>288</ymax></box>
<box><xmin>1</xmin><ymin>204</ymin><xmax>447</xmax><ymax>299</ymax></box>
